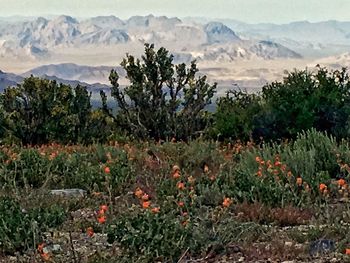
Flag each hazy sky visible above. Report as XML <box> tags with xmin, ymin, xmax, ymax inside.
<box><xmin>0</xmin><ymin>0</ymin><xmax>349</xmax><ymax>24</ymax></box>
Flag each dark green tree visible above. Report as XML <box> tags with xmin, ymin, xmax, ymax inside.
<box><xmin>108</xmin><ymin>43</ymin><xmax>217</xmax><ymax>140</ymax></box>
<box><xmin>214</xmin><ymin>89</ymin><xmax>261</xmax><ymax>141</ymax></box>
<box><xmin>255</xmin><ymin>66</ymin><xmax>350</xmax><ymax>140</ymax></box>
<box><xmin>1</xmin><ymin>76</ymin><xmax>93</xmax><ymax>144</ymax></box>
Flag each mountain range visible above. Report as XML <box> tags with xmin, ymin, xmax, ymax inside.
<box><xmin>0</xmin><ymin>15</ymin><xmax>349</xmax><ymax>94</ymax></box>
<box><xmin>0</xmin><ymin>67</ymin><xmax>110</xmax><ymax>93</ymax></box>
<box><xmin>0</xmin><ymin>15</ymin><xmax>302</xmax><ymax>62</ymax></box>
<box><xmin>185</xmin><ymin>17</ymin><xmax>350</xmax><ymax>57</ymax></box>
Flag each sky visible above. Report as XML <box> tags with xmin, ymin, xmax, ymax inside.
<box><xmin>0</xmin><ymin>0</ymin><xmax>349</xmax><ymax>24</ymax></box>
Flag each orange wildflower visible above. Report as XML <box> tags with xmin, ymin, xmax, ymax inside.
<box><xmin>177</xmin><ymin>182</ymin><xmax>185</xmax><ymax>190</ymax></box>
<box><xmin>182</xmin><ymin>220</ymin><xmax>189</xmax><ymax>226</ymax></box>
<box><xmin>142</xmin><ymin>201</ymin><xmax>151</xmax><ymax>209</ymax></box>
<box><xmin>256</xmin><ymin>170</ymin><xmax>263</xmax><ymax>177</ymax></box>
<box><xmin>151</xmin><ymin>207</ymin><xmax>160</xmax><ymax>213</ymax></box>
<box><xmin>98</xmin><ymin>215</ymin><xmax>106</xmax><ymax>224</ymax></box>
<box><xmin>142</xmin><ymin>193</ymin><xmax>149</xmax><ymax>201</ymax></box>
<box><xmin>104</xmin><ymin>166</ymin><xmax>111</xmax><ymax>174</ymax></box>
<box><xmin>346</xmin><ymin>248</ymin><xmax>350</xmax><ymax>255</ymax></box>
<box><xmin>37</xmin><ymin>243</ymin><xmax>45</xmax><ymax>253</ymax></box>
<box><xmin>338</xmin><ymin>179</ymin><xmax>346</xmax><ymax>187</ymax></box>
<box><xmin>178</xmin><ymin>201</ymin><xmax>184</xmax><ymax>207</ymax></box>
<box><xmin>209</xmin><ymin>175</ymin><xmax>216</xmax><ymax>181</ymax></box>
<box><xmin>255</xmin><ymin>156</ymin><xmax>261</xmax><ymax>163</ymax></box>
<box><xmin>319</xmin><ymin>183</ymin><xmax>327</xmax><ymax>192</ymax></box>
<box><xmin>296</xmin><ymin>177</ymin><xmax>303</xmax><ymax>186</ymax></box>
<box><xmin>87</xmin><ymin>227</ymin><xmax>94</xmax><ymax>237</ymax></box>
<box><xmin>287</xmin><ymin>171</ymin><xmax>293</xmax><ymax>177</ymax></box>
<box><xmin>222</xmin><ymin>197</ymin><xmax>232</xmax><ymax>208</ymax></box>
<box><xmin>203</xmin><ymin>164</ymin><xmax>209</xmax><ymax>173</ymax></box>
<box><xmin>182</xmin><ymin>212</ymin><xmax>188</xmax><ymax>217</ymax></box>
<box><xmin>274</xmin><ymin>161</ymin><xmax>281</xmax><ymax>167</ymax></box>
<box><xmin>41</xmin><ymin>253</ymin><xmax>50</xmax><ymax>261</ymax></box>
<box><xmin>100</xmin><ymin>204</ymin><xmax>108</xmax><ymax>212</ymax></box>
<box><xmin>134</xmin><ymin>187</ymin><xmax>143</xmax><ymax>199</ymax></box>
<box><xmin>172</xmin><ymin>170</ymin><xmax>181</xmax><ymax>179</ymax></box>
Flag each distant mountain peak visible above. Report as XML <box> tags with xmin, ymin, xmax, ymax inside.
<box><xmin>53</xmin><ymin>15</ymin><xmax>78</xmax><ymax>24</ymax></box>
<box><xmin>35</xmin><ymin>17</ymin><xmax>48</xmax><ymax>24</ymax></box>
<box><xmin>204</xmin><ymin>22</ymin><xmax>240</xmax><ymax>43</ymax></box>
<box><xmin>86</xmin><ymin>16</ymin><xmax>125</xmax><ymax>27</ymax></box>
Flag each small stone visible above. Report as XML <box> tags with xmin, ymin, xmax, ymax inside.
<box><xmin>43</xmin><ymin>244</ymin><xmax>62</xmax><ymax>254</ymax></box>
<box><xmin>8</xmin><ymin>256</ymin><xmax>17</xmax><ymax>262</ymax></box>
<box><xmin>50</xmin><ymin>189</ymin><xmax>86</xmax><ymax>197</ymax></box>
<box><xmin>238</xmin><ymin>257</ymin><xmax>245</xmax><ymax>262</ymax></box>
<box><xmin>282</xmin><ymin>261</ymin><xmax>295</xmax><ymax>263</ymax></box>
<box><xmin>285</xmin><ymin>241</ymin><xmax>293</xmax><ymax>247</ymax></box>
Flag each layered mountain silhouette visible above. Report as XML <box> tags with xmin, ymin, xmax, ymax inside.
<box><xmin>0</xmin><ymin>15</ymin><xmax>302</xmax><ymax>61</ymax></box>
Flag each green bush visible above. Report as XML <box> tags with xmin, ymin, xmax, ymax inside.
<box><xmin>0</xmin><ymin>196</ymin><xmax>66</xmax><ymax>255</ymax></box>
<box><xmin>214</xmin><ymin>90</ymin><xmax>261</xmax><ymax>141</ymax></box>
<box><xmin>230</xmin><ymin>129</ymin><xmax>341</xmax><ymax>206</ymax></box>
<box><xmin>107</xmin><ymin>205</ymin><xmax>190</xmax><ymax>262</ymax></box>
<box><xmin>214</xmin><ymin>67</ymin><xmax>350</xmax><ymax>142</ymax></box>
<box><xmin>0</xmin><ymin>76</ymin><xmax>111</xmax><ymax>144</ymax></box>
<box><xmin>108</xmin><ymin>43</ymin><xmax>216</xmax><ymax>141</ymax></box>
<box><xmin>255</xmin><ymin>67</ymin><xmax>350</xmax><ymax>140</ymax></box>
<box><xmin>107</xmin><ymin>198</ymin><xmax>264</xmax><ymax>262</ymax></box>
<box><xmin>0</xmin><ymin>196</ymin><xmax>36</xmax><ymax>254</ymax></box>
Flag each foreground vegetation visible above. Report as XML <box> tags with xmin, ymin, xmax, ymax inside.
<box><xmin>0</xmin><ymin>130</ymin><xmax>350</xmax><ymax>262</ymax></box>
<box><xmin>1</xmin><ymin>44</ymin><xmax>350</xmax><ymax>261</ymax></box>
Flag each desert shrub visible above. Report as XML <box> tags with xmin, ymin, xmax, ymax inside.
<box><xmin>0</xmin><ymin>144</ymin><xmax>134</xmax><ymax>195</ymax></box>
<box><xmin>0</xmin><ymin>196</ymin><xmax>36</xmax><ymax>254</ymax></box>
<box><xmin>0</xmin><ymin>148</ymin><xmax>49</xmax><ymax>188</ymax></box>
<box><xmin>107</xmin><ymin>201</ymin><xmax>263</xmax><ymax>262</ymax></box>
<box><xmin>29</xmin><ymin>204</ymin><xmax>66</xmax><ymax>229</ymax></box>
<box><xmin>0</xmin><ymin>196</ymin><xmax>66</xmax><ymax>255</ymax></box>
<box><xmin>213</xmin><ymin>67</ymin><xmax>350</xmax><ymax>142</ymax></box>
<box><xmin>48</xmin><ymin>146</ymin><xmax>134</xmax><ymax>194</ymax></box>
<box><xmin>230</xmin><ymin>129</ymin><xmax>342</xmax><ymax>206</ymax></box>
<box><xmin>107</xmin><ymin>205</ymin><xmax>190</xmax><ymax>262</ymax></box>
<box><xmin>292</xmin><ymin>129</ymin><xmax>338</xmax><ymax>177</ymax></box>
<box><xmin>0</xmin><ymin>76</ymin><xmax>111</xmax><ymax>144</ymax></box>
<box><xmin>255</xmin><ymin>67</ymin><xmax>350</xmax><ymax>140</ymax></box>
<box><xmin>108</xmin><ymin>43</ymin><xmax>216</xmax><ymax>141</ymax></box>
<box><xmin>214</xmin><ymin>89</ymin><xmax>262</xmax><ymax>141</ymax></box>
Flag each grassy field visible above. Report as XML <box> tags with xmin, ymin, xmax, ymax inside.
<box><xmin>1</xmin><ymin>130</ymin><xmax>350</xmax><ymax>262</ymax></box>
